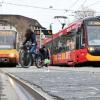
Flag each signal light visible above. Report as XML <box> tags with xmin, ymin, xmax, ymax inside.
<box><xmin>34</xmin><ymin>29</ymin><xmax>52</xmax><ymax>35</ymax></box>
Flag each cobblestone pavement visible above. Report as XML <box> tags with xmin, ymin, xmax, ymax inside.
<box><xmin>2</xmin><ymin>66</ymin><xmax>100</xmax><ymax>100</ymax></box>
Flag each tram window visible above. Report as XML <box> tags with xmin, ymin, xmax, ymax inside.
<box><xmin>57</xmin><ymin>40</ymin><xmax>62</xmax><ymax>52</ymax></box>
<box><xmin>52</xmin><ymin>38</ymin><xmax>59</xmax><ymax>54</ymax></box>
<box><xmin>63</xmin><ymin>30</ymin><xmax>76</xmax><ymax>51</ymax></box>
<box><xmin>61</xmin><ymin>35</ymin><xmax>67</xmax><ymax>51</ymax></box>
<box><xmin>50</xmin><ymin>29</ymin><xmax>76</xmax><ymax>54</ymax></box>
<box><xmin>65</xmin><ymin>37</ymin><xmax>75</xmax><ymax>51</ymax></box>
<box><xmin>57</xmin><ymin>35</ymin><xmax>68</xmax><ymax>53</ymax></box>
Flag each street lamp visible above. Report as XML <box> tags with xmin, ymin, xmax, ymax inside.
<box><xmin>49</xmin><ymin>23</ymin><xmax>53</xmax><ymax>30</ymax></box>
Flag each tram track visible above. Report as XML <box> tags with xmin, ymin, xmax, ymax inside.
<box><xmin>0</xmin><ymin>70</ymin><xmax>55</xmax><ymax>100</ymax></box>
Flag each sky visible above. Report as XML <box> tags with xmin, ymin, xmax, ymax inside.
<box><xmin>0</xmin><ymin>0</ymin><xmax>100</xmax><ymax>33</ymax></box>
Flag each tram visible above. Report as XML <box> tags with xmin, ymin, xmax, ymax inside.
<box><xmin>0</xmin><ymin>25</ymin><xmax>19</xmax><ymax>66</ymax></box>
<box><xmin>43</xmin><ymin>16</ymin><xmax>100</xmax><ymax>67</ymax></box>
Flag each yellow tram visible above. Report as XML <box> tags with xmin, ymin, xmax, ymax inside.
<box><xmin>0</xmin><ymin>25</ymin><xmax>19</xmax><ymax>66</ymax></box>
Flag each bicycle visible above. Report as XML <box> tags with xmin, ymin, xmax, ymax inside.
<box><xmin>19</xmin><ymin>42</ymin><xmax>43</xmax><ymax>68</ymax></box>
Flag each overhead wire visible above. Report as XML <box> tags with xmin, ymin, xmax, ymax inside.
<box><xmin>1</xmin><ymin>1</ymin><xmax>100</xmax><ymax>14</ymax></box>
<box><xmin>2</xmin><ymin>2</ymin><xmax>69</xmax><ymax>11</ymax></box>
<box><xmin>77</xmin><ymin>0</ymin><xmax>88</xmax><ymax>10</ymax></box>
<box><xmin>86</xmin><ymin>0</ymin><xmax>100</xmax><ymax>7</ymax></box>
<box><xmin>68</xmin><ymin>0</ymin><xmax>80</xmax><ymax>10</ymax></box>
<box><xmin>81</xmin><ymin>0</ymin><xmax>88</xmax><ymax>6</ymax></box>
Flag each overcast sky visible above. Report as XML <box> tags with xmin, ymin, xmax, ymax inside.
<box><xmin>1</xmin><ymin>0</ymin><xmax>100</xmax><ymax>33</ymax></box>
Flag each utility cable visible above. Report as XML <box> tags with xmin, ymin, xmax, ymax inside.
<box><xmin>3</xmin><ymin>2</ymin><xmax>68</xmax><ymax>11</ymax></box>
<box><xmin>86</xmin><ymin>0</ymin><xmax>100</xmax><ymax>7</ymax></box>
<box><xmin>1</xmin><ymin>1</ymin><xmax>100</xmax><ymax>14</ymax></box>
<box><xmin>68</xmin><ymin>0</ymin><xmax>80</xmax><ymax>10</ymax></box>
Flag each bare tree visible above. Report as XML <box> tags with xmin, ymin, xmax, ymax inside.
<box><xmin>74</xmin><ymin>6</ymin><xmax>96</xmax><ymax>20</ymax></box>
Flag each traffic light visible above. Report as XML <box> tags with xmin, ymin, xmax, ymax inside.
<box><xmin>41</xmin><ymin>30</ymin><xmax>52</xmax><ymax>35</ymax></box>
<box><xmin>34</xmin><ymin>29</ymin><xmax>52</xmax><ymax>35</ymax></box>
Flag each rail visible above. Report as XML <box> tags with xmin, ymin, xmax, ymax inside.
<box><xmin>0</xmin><ymin>70</ymin><xmax>55</xmax><ymax>100</ymax></box>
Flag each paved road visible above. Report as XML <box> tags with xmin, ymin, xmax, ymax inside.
<box><xmin>0</xmin><ymin>72</ymin><xmax>21</xmax><ymax>100</ymax></box>
<box><xmin>2</xmin><ymin>66</ymin><xmax>100</xmax><ymax>100</ymax></box>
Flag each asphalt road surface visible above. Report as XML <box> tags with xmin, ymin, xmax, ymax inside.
<box><xmin>1</xmin><ymin>66</ymin><xmax>100</xmax><ymax>100</ymax></box>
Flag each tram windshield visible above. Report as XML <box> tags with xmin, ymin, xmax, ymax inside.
<box><xmin>87</xmin><ymin>25</ymin><xmax>100</xmax><ymax>45</ymax></box>
<box><xmin>0</xmin><ymin>31</ymin><xmax>16</xmax><ymax>49</ymax></box>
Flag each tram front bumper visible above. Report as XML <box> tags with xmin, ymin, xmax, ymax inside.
<box><xmin>86</xmin><ymin>53</ymin><xmax>100</xmax><ymax>61</ymax></box>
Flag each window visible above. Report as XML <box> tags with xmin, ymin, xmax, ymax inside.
<box><xmin>45</xmin><ymin>29</ymin><xmax>76</xmax><ymax>55</ymax></box>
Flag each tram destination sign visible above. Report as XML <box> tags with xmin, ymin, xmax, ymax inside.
<box><xmin>87</xmin><ymin>21</ymin><xmax>100</xmax><ymax>26</ymax></box>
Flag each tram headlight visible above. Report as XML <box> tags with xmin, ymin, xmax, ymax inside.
<box><xmin>88</xmin><ymin>47</ymin><xmax>95</xmax><ymax>52</ymax></box>
<box><xmin>9</xmin><ymin>54</ymin><xmax>15</xmax><ymax>58</ymax></box>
